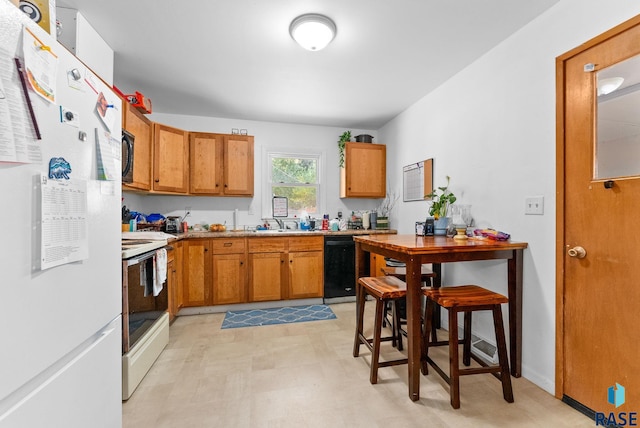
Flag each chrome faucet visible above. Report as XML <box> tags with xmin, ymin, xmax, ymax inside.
<box><xmin>274</xmin><ymin>218</ymin><xmax>284</xmax><ymax>229</ymax></box>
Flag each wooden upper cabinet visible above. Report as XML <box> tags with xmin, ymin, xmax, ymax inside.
<box><xmin>187</xmin><ymin>133</ymin><xmax>254</xmax><ymax>196</ymax></box>
<box><xmin>224</xmin><ymin>135</ymin><xmax>254</xmax><ymax>196</ymax></box>
<box><xmin>122</xmin><ymin>104</ymin><xmax>152</xmax><ymax>191</ymax></box>
<box><xmin>340</xmin><ymin>142</ymin><xmax>386</xmax><ymax>198</ymax></box>
<box><xmin>153</xmin><ymin>123</ymin><xmax>189</xmax><ymax>193</ymax></box>
<box><xmin>189</xmin><ymin>132</ymin><xmax>224</xmax><ymax>194</ymax></box>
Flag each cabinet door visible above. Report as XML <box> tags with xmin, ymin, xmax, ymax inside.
<box><xmin>288</xmin><ymin>251</ymin><xmax>324</xmax><ymax>299</ymax></box>
<box><xmin>370</xmin><ymin>252</ymin><xmax>386</xmax><ymax>277</ymax></box>
<box><xmin>153</xmin><ymin>123</ymin><xmax>189</xmax><ymax>193</ymax></box>
<box><xmin>168</xmin><ymin>241</ymin><xmax>183</xmax><ymax>319</ymax></box>
<box><xmin>189</xmin><ymin>132</ymin><xmax>223</xmax><ymax>195</ymax></box>
<box><xmin>248</xmin><ymin>252</ymin><xmax>284</xmax><ymax>302</ymax></box>
<box><xmin>212</xmin><ymin>253</ymin><xmax>246</xmax><ymax>305</ymax></box>
<box><xmin>167</xmin><ymin>250</ymin><xmax>176</xmax><ymax>321</ymax></box>
<box><xmin>183</xmin><ymin>240</ymin><xmax>212</xmax><ymax>307</ymax></box>
<box><xmin>123</xmin><ymin>105</ymin><xmax>152</xmax><ymax>190</ymax></box>
<box><xmin>223</xmin><ymin>135</ymin><xmax>254</xmax><ymax>196</ymax></box>
<box><xmin>341</xmin><ymin>142</ymin><xmax>386</xmax><ymax>198</ymax></box>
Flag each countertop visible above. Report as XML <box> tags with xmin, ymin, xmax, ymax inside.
<box><xmin>165</xmin><ymin>228</ymin><xmax>397</xmax><ymax>241</ymax></box>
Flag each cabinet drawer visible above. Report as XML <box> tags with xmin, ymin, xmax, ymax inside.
<box><xmin>211</xmin><ymin>238</ymin><xmax>245</xmax><ymax>254</ymax></box>
<box><xmin>248</xmin><ymin>237</ymin><xmax>287</xmax><ymax>253</ymax></box>
<box><xmin>288</xmin><ymin>236</ymin><xmax>324</xmax><ymax>252</ymax></box>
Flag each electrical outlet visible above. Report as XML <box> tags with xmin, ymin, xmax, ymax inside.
<box><xmin>525</xmin><ymin>196</ymin><xmax>544</xmax><ymax>215</ymax></box>
<box><xmin>60</xmin><ymin>106</ymin><xmax>80</xmax><ymax>127</ymax></box>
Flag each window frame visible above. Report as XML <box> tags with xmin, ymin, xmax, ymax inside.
<box><xmin>262</xmin><ymin>149</ymin><xmax>325</xmax><ymax>219</ymax></box>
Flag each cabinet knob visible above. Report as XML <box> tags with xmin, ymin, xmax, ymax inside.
<box><xmin>155</xmin><ymin>179</ymin><xmax>160</xmax><ymax>183</ymax></box>
<box><xmin>240</xmin><ymin>261</ymin><xmax>243</xmax><ymax>265</ymax></box>
<box><xmin>204</xmin><ymin>248</ymin><xmax>208</xmax><ymax>252</ymax></box>
<box><xmin>224</xmin><ymin>184</ymin><xmax>228</xmax><ymax>188</ymax></box>
<box><xmin>215</xmin><ymin>183</ymin><xmax>219</xmax><ymax>187</ymax></box>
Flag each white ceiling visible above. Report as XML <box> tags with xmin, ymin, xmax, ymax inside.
<box><xmin>56</xmin><ymin>0</ymin><xmax>560</xmax><ymax>129</ymax></box>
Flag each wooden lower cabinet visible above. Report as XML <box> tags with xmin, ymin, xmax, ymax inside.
<box><xmin>181</xmin><ymin>236</ymin><xmax>324</xmax><ymax>308</ymax></box>
<box><xmin>211</xmin><ymin>238</ymin><xmax>246</xmax><ymax>305</ymax></box>
<box><xmin>248</xmin><ymin>236</ymin><xmax>323</xmax><ymax>302</ymax></box>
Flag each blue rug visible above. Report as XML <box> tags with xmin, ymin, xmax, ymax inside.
<box><xmin>221</xmin><ymin>304</ymin><xmax>336</xmax><ymax>329</ymax></box>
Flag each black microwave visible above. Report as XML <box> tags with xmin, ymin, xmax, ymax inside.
<box><xmin>122</xmin><ymin>130</ymin><xmax>135</xmax><ymax>183</ymax></box>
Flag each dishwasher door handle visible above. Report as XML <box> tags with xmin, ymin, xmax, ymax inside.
<box><xmin>324</xmin><ymin>242</ymin><xmax>355</xmax><ymax>247</ymax></box>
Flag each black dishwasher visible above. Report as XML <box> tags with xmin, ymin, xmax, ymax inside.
<box><xmin>324</xmin><ymin>236</ymin><xmax>356</xmax><ymax>301</ymax></box>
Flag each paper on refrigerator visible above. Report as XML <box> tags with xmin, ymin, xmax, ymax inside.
<box><xmin>40</xmin><ymin>174</ymin><xmax>89</xmax><ymax>270</ymax></box>
<box><xmin>0</xmin><ymin>46</ymin><xmax>42</xmax><ymax>163</ymax></box>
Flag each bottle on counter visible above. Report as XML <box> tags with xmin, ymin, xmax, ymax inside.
<box><xmin>322</xmin><ymin>214</ymin><xmax>329</xmax><ymax>230</ymax></box>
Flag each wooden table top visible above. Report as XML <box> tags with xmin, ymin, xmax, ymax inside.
<box><xmin>353</xmin><ymin>234</ymin><xmax>528</xmax><ymax>255</ymax></box>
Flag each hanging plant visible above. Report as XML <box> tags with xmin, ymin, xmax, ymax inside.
<box><xmin>338</xmin><ymin>131</ymin><xmax>352</xmax><ymax>168</ymax></box>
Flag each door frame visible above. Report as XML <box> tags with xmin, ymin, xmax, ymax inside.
<box><xmin>555</xmin><ymin>13</ymin><xmax>640</xmax><ymax>399</ymax></box>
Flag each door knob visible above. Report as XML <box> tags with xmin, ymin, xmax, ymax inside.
<box><xmin>567</xmin><ymin>246</ymin><xmax>586</xmax><ymax>258</ymax></box>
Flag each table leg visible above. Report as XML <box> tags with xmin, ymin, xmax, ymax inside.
<box><xmin>508</xmin><ymin>249</ymin><xmax>523</xmax><ymax>377</ymax></box>
<box><xmin>354</xmin><ymin>241</ymin><xmax>366</xmax><ymax>337</ymax></box>
<box><xmin>406</xmin><ymin>256</ymin><xmax>422</xmax><ymax>401</ymax></box>
<box><xmin>432</xmin><ymin>263</ymin><xmax>442</xmax><ymax>329</ymax></box>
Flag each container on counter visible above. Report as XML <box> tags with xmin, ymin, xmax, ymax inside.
<box><xmin>322</xmin><ymin>214</ymin><xmax>329</xmax><ymax>230</ymax></box>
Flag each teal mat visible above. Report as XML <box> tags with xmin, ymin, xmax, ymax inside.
<box><xmin>221</xmin><ymin>304</ymin><xmax>336</xmax><ymax>329</ymax></box>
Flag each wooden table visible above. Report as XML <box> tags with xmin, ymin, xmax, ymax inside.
<box><xmin>354</xmin><ymin>234</ymin><xmax>528</xmax><ymax>402</ymax></box>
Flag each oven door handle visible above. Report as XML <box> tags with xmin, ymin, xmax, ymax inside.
<box><xmin>126</xmin><ymin>250</ymin><xmax>157</xmax><ymax>266</ymax></box>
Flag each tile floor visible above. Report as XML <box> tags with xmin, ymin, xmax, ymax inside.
<box><xmin>122</xmin><ymin>302</ymin><xmax>593</xmax><ymax>427</ymax></box>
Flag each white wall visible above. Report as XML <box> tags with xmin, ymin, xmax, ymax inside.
<box><xmin>379</xmin><ymin>0</ymin><xmax>640</xmax><ymax>393</ymax></box>
<box><xmin>124</xmin><ymin>114</ymin><xmax>380</xmax><ymax>228</ymax></box>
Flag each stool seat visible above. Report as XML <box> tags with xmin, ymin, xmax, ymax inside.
<box><xmin>359</xmin><ymin>275</ymin><xmax>406</xmax><ymax>299</ymax></box>
<box><xmin>353</xmin><ymin>276</ymin><xmax>408</xmax><ymax>384</ymax></box>
<box><xmin>423</xmin><ymin>285</ymin><xmax>508</xmax><ymax>308</ymax></box>
<box><xmin>422</xmin><ymin>284</ymin><xmax>513</xmax><ymax>409</ymax></box>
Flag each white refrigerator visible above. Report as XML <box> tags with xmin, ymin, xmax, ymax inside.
<box><xmin>0</xmin><ymin>1</ymin><xmax>122</xmax><ymax>426</ymax></box>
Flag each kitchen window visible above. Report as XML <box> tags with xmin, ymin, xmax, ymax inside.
<box><xmin>267</xmin><ymin>152</ymin><xmax>321</xmax><ymax>217</ymax></box>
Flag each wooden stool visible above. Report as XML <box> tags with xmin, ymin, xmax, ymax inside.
<box><xmin>353</xmin><ymin>276</ymin><xmax>408</xmax><ymax>384</ymax></box>
<box><xmin>382</xmin><ymin>265</ymin><xmax>437</xmax><ymax>350</ymax></box>
<box><xmin>421</xmin><ymin>285</ymin><xmax>514</xmax><ymax>409</ymax></box>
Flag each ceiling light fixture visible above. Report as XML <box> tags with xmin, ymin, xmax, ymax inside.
<box><xmin>597</xmin><ymin>77</ymin><xmax>624</xmax><ymax>96</ymax></box>
<box><xmin>289</xmin><ymin>13</ymin><xmax>336</xmax><ymax>51</ymax></box>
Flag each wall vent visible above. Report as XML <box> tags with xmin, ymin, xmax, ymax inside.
<box><xmin>458</xmin><ymin>327</ymin><xmax>498</xmax><ymax>364</ymax></box>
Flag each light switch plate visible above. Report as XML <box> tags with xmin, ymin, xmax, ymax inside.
<box><xmin>525</xmin><ymin>196</ymin><xmax>544</xmax><ymax>215</ymax></box>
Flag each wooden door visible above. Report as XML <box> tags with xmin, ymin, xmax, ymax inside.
<box><xmin>189</xmin><ymin>132</ymin><xmax>223</xmax><ymax>194</ymax></box>
<box><xmin>183</xmin><ymin>239</ymin><xmax>212</xmax><ymax>306</ymax></box>
<box><xmin>212</xmin><ymin>253</ymin><xmax>246</xmax><ymax>304</ymax></box>
<box><xmin>223</xmin><ymin>135</ymin><xmax>254</xmax><ymax>195</ymax></box>
<box><xmin>153</xmin><ymin>123</ymin><xmax>189</xmax><ymax>193</ymax></box>
<box><xmin>288</xmin><ymin>251</ymin><xmax>323</xmax><ymax>299</ymax></box>
<box><xmin>557</xmin><ymin>15</ymin><xmax>640</xmax><ymax>414</ymax></box>
<box><xmin>341</xmin><ymin>142</ymin><xmax>386</xmax><ymax>198</ymax></box>
<box><xmin>123</xmin><ymin>105</ymin><xmax>152</xmax><ymax>190</ymax></box>
<box><xmin>248</xmin><ymin>252</ymin><xmax>284</xmax><ymax>302</ymax></box>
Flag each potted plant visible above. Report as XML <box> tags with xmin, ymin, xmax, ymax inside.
<box><xmin>425</xmin><ymin>176</ymin><xmax>457</xmax><ymax>235</ymax></box>
<box><xmin>338</xmin><ymin>131</ymin><xmax>352</xmax><ymax>168</ymax></box>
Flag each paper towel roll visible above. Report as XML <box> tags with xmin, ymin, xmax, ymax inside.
<box><xmin>233</xmin><ymin>209</ymin><xmax>239</xmax><ymax>230</ymax></box>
